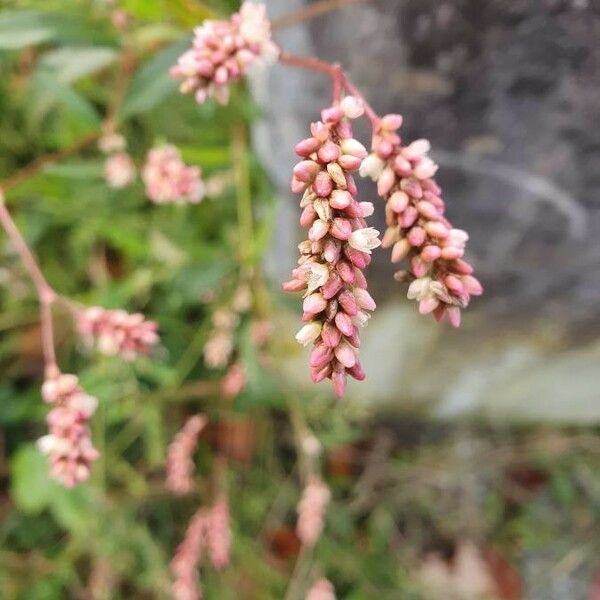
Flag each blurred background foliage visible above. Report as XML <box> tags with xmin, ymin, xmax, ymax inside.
<box><xmin>0</xmin><ymin>1</ymin><xmax>599</xmax><ymax>599</ymax></box>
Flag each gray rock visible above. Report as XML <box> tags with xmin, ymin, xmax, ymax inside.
<box><xmin>255</xmin><ymin>0</ymin><xmax>600</xmax><ymax>421</ymax></box>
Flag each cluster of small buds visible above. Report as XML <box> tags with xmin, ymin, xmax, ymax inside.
<box><xmin>221</xmin><ymin>361</ymin><xmax>247</xmax><ymax>399</ymax></box>
<box><xmin>203</xmin><ymin>308</ymin><xmax>238</xmax><ymax>369</ymax></box>
<box><xmin>306</xmin><ymin>579</ymin><xmax>337</xmax><ymax>600</ymax></box>
<box><xmin>166</xmin><ymin>414</ymin><xmax>207</xmax><ymax>495</ymax></box>
<box><xmin>283</xmin><ymin>97</ymin><xmax>380</xmax><ymax>397</ymax></box>
<box><xmin>171</xmin><ymin>1</ymin><xmax>279</xmax><ymax>105</ymax></box>
<box><xmin>37</xmin><ymin>373</ymin><xmax>99</xmax><ymax>488</ymax></box>
<box><xmin>77</xmin><ymin>306</ymin><xmax>159</xmax><ymax>361</ymax></box>
<box><xmin>104</xmin><ymin>153</ymin><xmax>136</xmax><ymax>189</ymax></box>
<box><xmin>361</xmin><ymin>115</ymin><xmax>482</xmax><ymax>327</ymax></box>
<box><xmin>99</xmin><ymin>132</ymin><xmax>136</xmax><ymax>189</ymax></box>
<box><xmin>142</xmin><ymin>145</ymin><xmax>205</xmax><ymax>204</ymax></box>
<box><xmin>171</xmin><ymin>499</ymin><xmax>232</xmax><ymax>600</ymax></box>
<box><xmin>296</xmin><ymin>476</ymin><xmax>331</xmax><ymax>547</ymax></box>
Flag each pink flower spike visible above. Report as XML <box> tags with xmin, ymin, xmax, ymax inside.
<box><xmin>171</xmin><ymin>1</ymin><xmax>279</xmax><ymax>105</ymax></box>
<box><xmin>142</xmin><ymin>145</ymin><xmax>205</xmax><ymax>204</ymax></box>
<box><xmin>38</xmin><ymin>373</ymin><xmax>99</xmax><ymax>488</ymax></box>
<box><xmin>166</xmin><ymin>414</ymin><xmax>207</xmax><ymax>495</ymax></box>
<box><xmin>284</xmin><ymin>102</ymin><xmax>379</xmax><ymax>396</ymax></box>
<box><xmin>297</xmin><ymin>476</ymin><xmax>331</xmax><ymax>547</ymax></box>
<box><xmin>363</xmin><ymin>115</ymin><xmax>481</xmax><ymax>324</ymax></box>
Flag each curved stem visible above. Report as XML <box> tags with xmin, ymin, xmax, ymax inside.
<box><xmin>272</xmin><ymin>0</ymin><xmax>369</xmax><ymax>31</ymax></box>
<box><xmin>0</xmin><ymin>192</ymin><xmax>58</xmax><ymax>375</ymax></box>
<box><xmin>278</xmin><ymin>52</ymin><xmax>381</xmax><ymax>128</ymax></box>
<box><xmin>0</xmin><ymin>133</ymin><xmax>100</xmax><ymax>193</ymax></box>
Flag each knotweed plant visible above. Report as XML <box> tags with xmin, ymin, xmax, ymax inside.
<box><xmin>0</xmin><ymin>1</ymin><xmax>482</xmax><ymax>597</ymax></box>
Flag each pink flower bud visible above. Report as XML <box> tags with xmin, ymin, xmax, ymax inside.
<box><xmin>338</xmin><ymin>155</ymin><xmax>363</xmax><ymax>171</ymax></box>
<box><xmin>340</xmin><ymin>95</ymin><xmax>365</xmax><ymax>119</ymax></box>
<box><xmin>300</xmin><ymin>204</ymin><xmax>317</xmax><ymax>227</ymax></box>
<box><xmin>338</xmin><ymin>290</ymin><xmax>358</xmax><ymax>316</ymax></box>
<box><xmin>334</xmin><ymin>342</ymin><xmax>356</xmax><ymax>368</ymax></box>
<box><xmin>330</xmin><ymin>218</ymin><xmax>352</xmax><ymax>240</ymax></box>
<box><xmin>336</xmin><ymin>260</ymin><xmax>355</xmax><ymax>284</ymax></box>
<box><xmin>322</xmin><ymin>322</ymin><xmax>342</xmax><ymax>348</ymax></box>
<box><xmin>347</xmin><ymin>361</ymin><xmax>366</xmax><ymax>381</ymax></box>
<box><xmin>321</xmin><ymin>106</ymin><xmax>344</xmax><ymax>123</ymax></box>
<box><xmin>377</xmin><ymin>167</ymin><xmax>396</xmax><ymax>196</ymax></box>
<box><xmin>425</xmin><ymin>221</ymin><xmax>450</xmax><ymax>239</ymax></box>
<box><xmin>318</xmin><ymin>142</ymin><xmax>341</xmax><ymax>163</ymax></box>
<box><xmin>462</xmin><ymin>275</ymin><xmax>483</xmax><ymax>295</ymax></box>
<box><xmin>391</xmin><ymin>239</ymin><xmax>411</xmax><ymax>263</ymax></box>
<box><xmin>329</xmin><ymin>189</ymin><xmax>352</xmax><ymax>209</ymax></box>
<box><xmin>441</xmin><ymin>246</ymin><xmax>464</xmax><ymax>260</ymax></box>
<box><xmin>310</xmin><ymin>343</ymin><xmax>334</xmax><ymax>370</ymax></box>
<box><xmin>407</xmin><ymin>226</ymin><xmax>427</xmax><ymax>247</ymax></box>
<box><xmin>388</xmin><ymin>190</ymin><xmax>410</xmax><ymax>213</ymax></box>
<box><xmin>399</xmin><ymin>206</ymin><xmax>419</xmax><ymax>228</ymax></box>
<box><xmin>421</xmin><ymin>245</ymin><xmax>442</xmax><ymax>262</ymax></box>
<box><xmin>311</xmin><ymin>364</ymin><xmax>332</xmax><ymax>383</ymax></box>
<box><xmin>309</xmin><ymin>219</ymin><xmax>329</xmax><ymax>241</ymax></box>
<box><xmin>295</xmin><ymin>137</ymin><xmax>321</xmax><ymax>157</ymax></box>
<box><xmin>314</xmin><ymin>171</ymin><xmax>334</xmax><ymax>197</ymax></box>
<box><xmin>354</xmin><ymin>288</ymin><xmax>376</xmax><ymax>311</ymax></box>
<box><xmin>303</xmin><ymin>293</ymin><xmax>327</xmax><ymax>315</ymax></box>
<box><xmin>322</xmin><ymin>272</ymin><xmax>344</xmax><ymax>299</ymax></box>
<box><xmin>334</xmin><ymin>312</ymin><xmax>355</xmax><ymax>336</ymax></box>
<box><xmin>380</xmin><ymin>113</ymin><xmax>403</xmax><ymax>130</ymax></box>
<box><xmin>294</xmin><ymin>160</ymin><xmax>320</xmax><ymax>183</ymax></box>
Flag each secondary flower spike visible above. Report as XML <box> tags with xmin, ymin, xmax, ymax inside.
<box><xmin>142</xmin><ymin>145</ymin><xmax>205</xmax><ymax>204</ymax></box>
<box><xmin>77</xmin><ymin>306</ymin><xmax>159</xmax><ymax>361</ymax></box>
<box><xmin>283</xmin><ymin>98</ymin><xmax>380</xmax><ymax>397</ymax></box>
<box><xmin>171</xmin><ymin>1</ymin><xmax>279</xmax><ymax>105</ymax></box>
<box><xmin>37</xmin><ymin>373</ymin><xmax>99</xmax><ymax>488</ymax></box>
<box><xmin>361</xmin><ymin>116</ymin><xmax>482</xmax><ymax>327</ymax></box>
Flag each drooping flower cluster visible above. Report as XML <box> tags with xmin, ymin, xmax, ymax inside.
<box><xmin>77</xmin><ymin>306</ymin><xmax>159</xmax><ymax>361</ymax></box>
<box><xmin>37</xmin><ymin>373</ymin><xmax>99</xmax><ymax>488</ymax></box>
<box><xmin>361</xmin><ymin>116</ymin><xmax>482</xmax><ymax>327</ymax></box>
<box><xmin>221</xmin><ymin>361</ymin><xmax>247</xmax><ymax>399</ymax></box>
<box><xmin>171</xmin><ymin>499</ymin><xmax>232</xmax><ymax>600</ymax></box>
<box><xmin>166</xmin><ymin>414</ymin><xmax>207</xmax><ymax>495</ymax></box>
<box><xmin>306</xmin><ymin>579</ymin><xmax>337</xmax><ymax>600</ymax></box>
<box><xmin>142</xmin><ymin>145</ymin><xmax>205</xmax><ymax>204</ymax></box>
<box><xmin>296</xmin><ymin>476</ymin><xmax>331</xmax><ymax>547</ymax></box>
<box><xmin>203</xmin><ymin>308</ymin><xmax>237</xmax><ymax>369</ymax></box>
<box><xmin>170</xmin><ymin>1</ymin><xmax>279</xmax><ymax>105</ymax></box>
<box><xmin>283</xmin><ymin>97</ymin><xmax>380</xmax><ymax>397</ymax></box>
<box><xmin>99</xmin><ymin>132</ymin><xmax>136</xmax><ymax>189</ymax></box>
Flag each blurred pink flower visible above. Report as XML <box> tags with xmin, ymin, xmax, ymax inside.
<box><xmin>166</xmin><ymin>415</ymin><xmax>207</xmax><ymax>495</ymax></box>
<box><xmin>38</xmin><ymin>373</ymin><xmax>99</xmax><ymax>488</ymax></box>
<box><xmin>306</xmin><ymin>579</ymin><xmax>337</xmax><ymax>600</ymax></box>
<box><xmin>296</xmin><ymin>476</ymin><xmax>331</xmax><ymax>547</ymax></box>
<box><xmin>221</xmin><ymin>361</ymin><xmax>247</xmax><ymax>399</ymax></box>
<box><xmin>104</xmin><ymin>152</ymin><xmax>136</xmax><ymax>188</ymax></box>
<box><xmin>283</xmin><ymin>98</ymin><xmax>379</xmax><ymax>397</ymax></box>
<box><xmin>207</xmin><ymin>498</ymin><xmax>231</xmax><ymax>569</ymax></box>
<box><xmin>142</xmin><ymin>145</ymin><xmax>205</xmax><ymax>204</ymax></box>
<box><xmin>171</xmin><ymin>507</ymin><xmax>209</xmax><ymax>600</ymax></box>
<box><xmin>171</xmin><ymin>1</ymin><xmax>279</xmax><ymax>105</ymax></box>
<box><xmin>77</xmin><ymin>306</ymin><xmax>159</xmax><ymax>361</ymax></box>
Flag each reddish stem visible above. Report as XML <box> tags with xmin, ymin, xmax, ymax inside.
<box><xmin>0</xmin><ymin>192</ymin><xmax>58</xmax><ymax>376</ymax></box>
<box><xmin>272</xmin><ymin>0</ymin><xmax>369</xmax><ymax>31</ymax></box>
<box><xmin>278</xmin><ymin>52</ymin><xmax>381</xmax><ymax>129</ymax></box>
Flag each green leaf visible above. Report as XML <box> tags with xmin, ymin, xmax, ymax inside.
<box><xmin>39</xmin><ymin>46</ymin><xmax>118</xmax><ymax>83</ymax></box>
<box><xmin>0</xmin><ymin>11</ymin><xmax>55</xmax><ymax>49</ymax></box>
<box><xmin>120</xmin><ymin>37</ymin><xmax>190</xmax><ymax>119</ymax></box>
<box><xmin>10</xmin><ymin>444</ymin><xmax>55</xmax><ymax>514</ymax></box>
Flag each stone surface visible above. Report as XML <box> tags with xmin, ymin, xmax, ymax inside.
<box><xmin>255</xmin><ymin>0</ymin><xmax>600</xmax><ymax>423</ymax></box>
